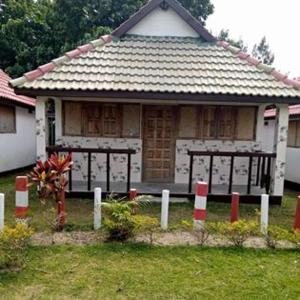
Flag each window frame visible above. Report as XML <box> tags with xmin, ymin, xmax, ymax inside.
<box><xmin>178</xmin><ymin>105</ymin><xmax>257</xmax><ymax>141</ymax></box>
<box><xmin>287</xmin><ymin>119</ymin><xmax>300</xmax><ymax>148</ymax></box>
<box><xmin>0</xmin><ymin>104</ymin><xmax>16</xmax><ymax>134</ymax></box>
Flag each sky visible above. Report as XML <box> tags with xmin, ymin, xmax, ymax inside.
<box><xmin>206</xmin><ymin>0</ymin><xmax>300</xmax><ymax>78</ymax></box>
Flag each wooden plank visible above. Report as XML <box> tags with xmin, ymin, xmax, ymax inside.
<box><xmin>106</xmin><ymin>153</ymin><xmax>110</xmax><ymax>192</ymax></box>
<box><xmin>187</xmin><ymin>150</ymin><xmax>276</xmax><ymax>158</ymax></box>
<box><xmin>87</xmin><ymin>152</ymin><xmax>91</xmax><ymax>191</ymax></box>
<box><xmin>209</xmin><ymin>155</ymin><xmax>213</xmax><ymax>193</ymax></box>
<box><xmin>247</xmin><ymin>156</ymin><xmax>253</xmax><ymax>194</ymax></box>
<box><xmin>228</xmin><ymin>156</ymin><xmax>234</xmax><ymax>194</ymax></box>
<box><xmin>188</xmin><ymin>154</ymin><xmax>193</xmax><ymax>193</ymax></box>
<box><xmin>46</xmin><ymin>146</ymin><xmax>136</xmax><ymax>154</ymax></box>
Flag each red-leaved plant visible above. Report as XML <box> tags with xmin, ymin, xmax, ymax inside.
<box><xmin>28</xmin><ymin>153</ymin><xmax>73</xmax><ymax>231</ymax></box>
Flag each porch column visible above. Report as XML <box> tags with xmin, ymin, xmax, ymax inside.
<box><xmin>54</xmin><ymin>98</ymin><xmax>62</xmax><ymax>143</ymax></box>
<box><xmin>271</xmin><ymin>103</ymin><xmax>289</xmax><ymax>196</ymax></box>
<box><xmin>36</xmin><ymin>97</ymin><xmax>47</xmax><ymax>161</ymax></box>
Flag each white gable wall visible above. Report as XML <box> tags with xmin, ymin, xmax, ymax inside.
<box><xmin>128</xmin><ymin>6</ymin><xmax>199</xmax><ymax>37</ymax></box>
<box><xmin>0</xmin><ymin>106</ymin><xmax>36</xmax><ymax>172</ymax></box>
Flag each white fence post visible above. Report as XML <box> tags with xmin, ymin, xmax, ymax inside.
<box><xmin>94</xmin><ymin>188</ymin><xmax>102</xmax><ymax>230</ymax></box>
<box><xmin>0</xmin><ymin>193</ymin><xmax>4</xmax><ymax>231</ymax></box>
<box><xmin>161</xmin><ymin>189</ymin><xmax>170</xmax><ymax>230</ymax></box>
<box><xmin>261</xmin><ymin>194</ymin><xmax>269</xmax><ymax>234</ymax></box>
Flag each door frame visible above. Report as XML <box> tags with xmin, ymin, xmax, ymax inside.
<box><xmin>142</xmin><ymin>105</ymin><xmax>177</xmax><ymax>183</ymax></box>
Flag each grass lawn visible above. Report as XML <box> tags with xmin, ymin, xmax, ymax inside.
<box><xmin>0</xmin><ymin>171</ymin><xmax>299</xmax><ymax>231</ymax></box>
<box><xmin>1</xmin><ymin>244</ymin><xmax>300</xmax><ymax>299</ymax></box>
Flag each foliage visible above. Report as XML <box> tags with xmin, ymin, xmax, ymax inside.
<box><xmin>1</xmin><ymin>0</ymin><xmax>214</xmax><ymax>78</ymax></box>
<box><xmin>181</xmin><ymin>219</ymin><xmax>211</xmax><ymax>245</ymax></box>
<box><xmin>252</xmin><ymin>36</ymin><xmax>275</xmax><ymax>65</ymax></box>
<box><xmin>0</xmin><ymin>224</ymin><xmax>33</xmax><ymax>270</ymax></box>
<box><xmin>133</xmin><ymin>215</ymin><xmax>159</xmax><ymax>244</ymax></box>
<box><xmin>28</xmin><ymin>153</ymin><xmax>72</xmax><ymax>203</ymax></box>
<box><xmin>218</xmin><ymin>30</ymin><xmax>275</xmax><ymax>65</ymax></box>
<box><xmin>288</xmin><ymin>230</ymin><xmax>300</xmax><ymax>249</ymax></box>
<box><xmin>28</xmin><ymin>153</ymin><xmax>72</xmax><ymax>231</ymax></box>
<box><xmin>264</xmin><ymin>225</ymin><xmax>292</xmax><ymax>249</ymax></box>
<box><xmin>218</xmin><ymin>29</ymin><xmax>248</xmax><ymax>52</ymax></box>
<box><xmin>210</xmin><ymin>220</ymin><xmax>259</xmax><ymax>247</ymax></box>
<box><xmin>102</xmin><ymin>195</ymin><xmax>150</xmax><ymax>241</ymax></box>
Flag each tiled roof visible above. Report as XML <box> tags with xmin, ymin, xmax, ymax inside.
<box><xmin>11</xmin><ymin>35</ymin><xmax>300</xmax><ymax>99</ymax></box>
<box><xmin>0</xmin><ymin>70</ymin><xmax>35</xmax><ymax>107</ymax></box>
<box><xmin>265</xmin><ymin>104</ymin><xmax>300</xmax><ymax>118</ymax></box>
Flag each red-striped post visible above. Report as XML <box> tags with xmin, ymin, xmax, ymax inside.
<box><xmin>230</xmin><ymin>192</ymin><xmax>240</xmax><ymax>223</ymax></box>
<box><xmin>129</xmin><ymin>188</ymin><xmax>137</xmax><ymax>201</ymax></box>
<box><xmin>194</xmin><ymin>181</ymin><xmax>208</xmax><ymax>228</ymax></box>
<box><xmin>15</xmin><ymin>176</ymin><xmax>29</xmax><ymax>220</ymax></box>
<box><xmin>294</xmin><ymin>196</ymin><xmax>300</xmax><ymax>230</ymax></box>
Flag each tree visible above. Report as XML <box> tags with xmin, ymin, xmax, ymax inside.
<box><xmin>252</xmin><ymin>36</ymin><xmax>275</xmax><ymax>65</ymax></box>
<box><xmin>218</xmin><ymin>29</ymin><xmax>248</xmax><ymax>52</ymax></box>
<box><xmin>0</xmin><ymin>0</ymin><xmax>214</xmax><ymax>77</ymax></box>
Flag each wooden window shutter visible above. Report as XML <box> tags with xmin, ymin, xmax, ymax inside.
<box><xmin>0</xmin><ymin>104</ymin><xmax>16</xmax><ymax>133</ymax></box>
<box><xmin>102</xmin><ymin>104</ymin><xmax>120</xmax><ymax>137</ymax></box>
<box><xmin>287</xmin><ymin>120</ymin><xmax>296</xmax><ymax>147</ymax></box>
<box><xmin>236</xmin><ymin>107</ymin><xmax>256</xmax><ymax>140</ymax></box>
<box><xmin>202</xmin><ymin>106</ymin><xmax>216</xmax><ymax>139</ymax></box>
<box><xmin>217</xmin><ymin>107</ymin><xmax>235</xmax><ymax>139</ymax></box>
<box><xmin>83</xmin><ymin>103</ymin><xmax>102</xmax><ymax>137</ymax></box>
<box><xmin>178</xmin><ymin>106</ymin><xmax>197</xmax><ymax>138</ymax></box>
<box><xmin>64</xmin><ymin>102</ymin><xmax>82</xmax><ymax>136</ymax></box>
<box><xmin>122</xmin><ymin>104</ymin><xmax>140</xmax><ymax>138</ymax></box>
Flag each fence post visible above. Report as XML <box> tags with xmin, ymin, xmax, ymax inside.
<box><xmin>294</xmin><ymin>196</ymin><xmax>300</xmax><ymax>230</ymax></box>
<box><xmin>230</xmin><ymin>192</ymin><xmax>240</xmax><ymax>223</ymax></box>
<box><xmin>129</xmin><ymin>188</ymin><xmax>137</xmax><ymax>200</ymax></box>
<box><xmin>161</xmin><ymin>189</ymin><xmax>170</xmax><ymax>230</ymax></box>
<box><xmin>94</xmin><ymin>188</ymin><xmax>102</xmax><ymax>230</ymax></box>
<box><xmin>15</xmin><ymin>176</ymin><xmax>29</xmax><ymax>221</ymax></box>
<box><xmin>194</xmin><ymin>182</ymin><xmax>208</xmax><ymax>229</ymax></box>
<box><xmin>0</xmin><ymin>193</ymin><xmax>4</xmax><ymax>231</ymax></box>
<box><xmin>261</xmin><ymin>194</ymin><xmax>269</xmax><ymax>233</ymax></box>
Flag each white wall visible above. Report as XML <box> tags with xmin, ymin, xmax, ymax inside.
<box><xmin>0</xmin><ymin>106</ymin><xmax>36</xmax><ymax>172</ymax></box>
<box><xmin>263</xmin><ymin>117</ymin><xmax>300</xmax><ymax>185</ymax></box>
<box><xmin>286</xmin><ymin>147</ymin><xmax>300</xmax><ymax>183</ymax></box>
<box><xmin>128</xmin><ymin>6</ymin><xmax>199</xmax><ymax>37</ymax></box>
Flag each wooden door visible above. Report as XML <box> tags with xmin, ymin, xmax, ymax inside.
<box><xmin>143</xmin><ymin>106</ymin><xmax>176</xmax><ymax>182</ymax></box>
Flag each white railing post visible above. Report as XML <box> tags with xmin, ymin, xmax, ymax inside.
<box><xmin>161</xmin><ymin>189</ymin><xmax>170</xmax><ymax>230</ymax></box>
<box><xmin>0</xmin><ymin>193</ymin><xmax>4</xmax><ymax>231</ymax></box>
<box><xmin>94</xmin><ymin>188</ymin><xmax>102</xmax><ymax>230</ymax></box>
<box><xmin>261</xmin><ymin>194</ymin><xmax>269</xmax><ymax>234</ymax></box>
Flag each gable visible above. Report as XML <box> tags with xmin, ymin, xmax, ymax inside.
<box><xmin>128</xmin><ymin>6</ymin><xmax>199</xmax><ymax>37</ymax></box>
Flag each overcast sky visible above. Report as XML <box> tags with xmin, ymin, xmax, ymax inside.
<box><xmin>206</xmin><ymin>0</ymin><xmax>300</xmax><ymax>78</ymax></box>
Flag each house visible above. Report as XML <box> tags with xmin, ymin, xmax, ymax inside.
<box><xmin>264</xmin><ymin>104</ymin><xmax>300</xmax><ymax>188</ymax></box>
<box><xmin>0</xmin><ymin>69</ymin><xmax>36</xmax><ymax>173</ymax></box>
<box><xmin>10</xmin><ymin>0</ymin><xmax>300</xmax><ymax>203</ymax></box>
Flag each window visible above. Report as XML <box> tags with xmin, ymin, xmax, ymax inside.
<box><xmin>288</xmin><ymin>120</ymin><xmax>300</xmax><ymax>147</ymax></box>
<box><xmin>0</xmin><ymin>104</ymin><xmax>15</xmax><ymax>133</ymax></box>
<box><xmin>178</xmin><ymin>105</ymin><xmax>256</xmax><ymax>140</ymax></box>
<box><xmin>63</xmin><ymin>102</ymin><xmax>140</xmax><ymax>138</ymax></box>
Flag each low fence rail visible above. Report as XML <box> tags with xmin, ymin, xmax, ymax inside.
<box><xmin>187</xmin><ymin>151</ymin><xmax>277</xmax><ymax>195</ymax></box>
<box><xmin>46</xmin><ymin>146</ymin><xmax>136</xmax><ymax>193</ymax></box>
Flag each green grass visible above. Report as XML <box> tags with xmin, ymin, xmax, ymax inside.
<box><xmin>0</xmin><ymin>171</ymin><xmax>298</xmax><ymax>231</ymax></box>
<box><xmin>1</xmin><ymin>244</ymin><xmax>300</xmax><ymax>299</ymax></box>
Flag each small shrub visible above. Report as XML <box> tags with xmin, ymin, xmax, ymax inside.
<box><xmin>288</xmin><ymin>230</ymin><xmax>300</xmax><ymax>249</ymax></box>
<box><xmin>0</xmin><ymin>224</ymin><xmax>34</xmax><ymax>270</ymax></box>
<box><xmin>133</xmin><ymin>215</ymin><xmax>159</xmax><ymax>244</ymax></box>
<box><xmin>102</xmin><ymin>195</ymin><xmax>149</xmax><ymax>241</ymax></box>
<box><xmin>181</xmin><ymin>219</ymin><xmax>211</xmax><ymax>246</ymax></box>
<box><xmin>210</xmin><ymin>220</ymin><xmax>259</xmax><ymax>247</ymax></box>
<box><xmin>264</xmin><ymin>226</ymin><xmax>291</xmax><ymax>249</ymax></box>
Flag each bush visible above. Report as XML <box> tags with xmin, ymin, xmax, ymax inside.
<box><xmin>264</xmin><ymin>226</ymin><xmax>292</xmax><ymax>249</ymax></box>
<box><xmin>133</xmin><ymin>215</ymin><xmax>159</xmax><ymax>244</ymax></box>
<box><xmin>288</xmin><ymin>230</ymin><xmax>300</xmax><ymax>249</ymax></box>
<box><xmin>102</xmin><ymin>195</ymin><xmax>150</xmax><ymax>241</ymax></box>
<box><xmin>0</xmin><ymin>224</ymin><xmax>34</xmax><ymax>270</ymax></box>
<box><xmin>210</xmin><ymin>220</ymin><xmax>259</xmax><ymax>247</ymax></box>
<box><xmin>181</xmin><ymin>220</ymin><xmax>211</xmax><ymax>246</ymax></box>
